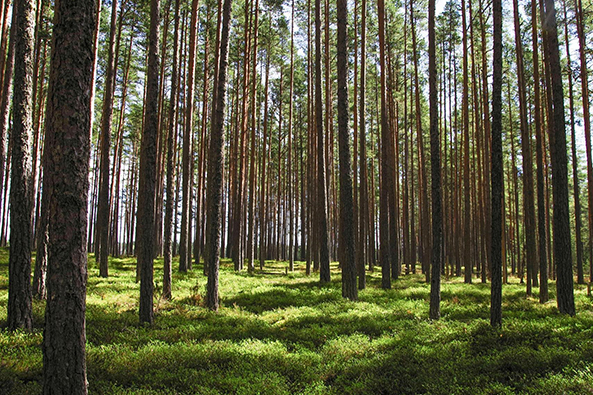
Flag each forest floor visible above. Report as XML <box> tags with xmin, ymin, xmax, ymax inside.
<box><xmin>1</xmin><ymin>247</ymin><xmax>593</xmax><ymax>394</ymax></box>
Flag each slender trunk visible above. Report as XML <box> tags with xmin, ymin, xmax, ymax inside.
<box><xmin>179</xmin><ymin>0</ymin><xmax>199</xmax><ymax>272</ymax></box>
<box><xmin>96</xmin><ymin>0</ymin><xmax>120</xmax><ymax>277</ymax></box>
<box><xmin>531</xmin><ymin>0</ymin><xmax>548</xmax><ymax>298</ymax></box>
<box><xmin>563</xmin><ymin>1</ymin><xmax>584</xmax><ymax>285</ymax></box>
<box><xmin>337</xmin><ymin>0</ymin><xmax>356</xmax><ymax>300</ymax></box>
<box><xmin>137</xmin><ymin>0</ymin><xmax>160</xmax><ymax>325</ymax></box>
<box><xmin>543</xmin><ymin>0</ymin><xmax>574</xmax><ymax>315</ymax></box>
<box><xmin>163</xmin><ymin>0</ymin><xmax>180</xmax><ymax>300</ymax></box>
<box><xmin>411</xmin><ymin>2</ymin><xmax>429</xmax><ymax>281</ymax></box>
<box><xmin>513</xmin><ymin>0</ymin><xmax>537</xmax><ymax>296</ymax></box>
<box><xmin>315</xmin><ymin>0</ymin><xmax>330</xmax><ymax>283</ymax></box>
<box><xmin>259</xmin><ymin>54</ymin><xmax>270</xmax><ymax>270</ymax></box>
<box><xmin>574</xmin><ymin>0</ymin><xmax>592</xmax><ymax>284</ymax></box>
<box><xmin>490</xmin><ymin>0</ymin><xmax>503</xmax><ymax>328</ymax></box>
<box><xmin>378</xmin><ymin>0</ymin><xmax>391</xmax><ymax>288</ymax></box>
<box><xmin>357</xmin><ymin>0</ymin><xmax>368</xmax><ymax>289</ymax></box>
<box><xmin>479</xmin><ymin>1</ymin><xmax>491</xmax><ymax>283</ymax></box>
<box><xmin>8</xmin><ymin>0</ymin><xmax>35</xmax><ymax>331</ymax></box>
<box><xmin>206</xmin><ymin>0</ymin><xmax>232</xmax><ymax>311</ymax></box>
<box><xmin>428</xmin><ymin>0</ymin><xmax>442</xmax><ymax>320</ymax></box>
<box><xmin>0</xmin><ymin>5</ymin><xmax>14</xmax><ymax>203</ymax></box>
<box><xmin>462</xmin><ymin>0</ymin><xmax>472</xmax><ymax>283</ymax></box>
<box><xmin>194</xmin><ymin>5</ymin><xmax>212</xmax><ymax>268</ymax></box>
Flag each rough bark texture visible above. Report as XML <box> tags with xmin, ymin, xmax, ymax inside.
<box><xmin>42</xmin><ymin>0</ymin><xmax>95</xmax><ymax>392</ymax></box>
<box><xmin>315</xmin><ymin>0</ymin><xmax>330</xmax><ymax>284</ymax></box>
<box><xmin>0</xmin><ymin>9</ymin><xmax>14</xmax><ymax>203</ymax></box>
<box><xmin>531</xmin><ymin>0</ymin><xmax>548</xmax><ymax>302</ymax></box>
<box><xmin>7</xmin><ymin>0</ymin><xmax>35</xmax><ymax>332</ymax></box>
<box><xmin>563</xmin><ymin>1</ymin><xmax>584</xmax><ymax>286</ymax></box>
<box><xmin>336</xmin><ymin>0</ymin><xmax>356</xmax><ymax>301</ymax></box>
<box><xmin>179</xmin><ymin>0</ymin><xmax>199</xmax><ymax>273</ymax></box>
<box><xmin>206</xmin><ymin>0</ymin><xmax>232</xmax><ymax>312</ymax></box>
<box><xmin>377</xmin><ymin>0</ymin><xmax>391</xmax><ymax>289</ymax></box>
<box><xmin>428</xmin><ymin>0</ymin><xmax>442</xmax><ymax>321</ymax></box>
<box><xmin>574</xmin><ymin>0</ymin><xmax>592</xmax><ymax>284</ymax></box>
<box><xmin>461</xmin><ymin>0</ymin><xmax>472</xmax><ymax>284</ymax></box>
<box><xmin>96</xmin><ymin>0</ymin><xmax>119</xmax><ymax>278</ymax></box>
<box><xmin>490</xmin><ymin>0</ymin><xmax>503</xmax><ymax>328</ymax></box>
<box><xmin>137</xmin><ymin>0</ymin><xmax>160</xmax><ymax>325</ymax></box>
<box><xmin>33</xmin><ymin>166</ymin><xmax>49</xmax><ymax>300</ymax></box>
<box><xmin>543</xmin><ymin>0</ymin><xmax>574</xmax><ymax>316</ymax></box>
<box><xmin>513</xmin><ymin>0</ymin><xmax>537</xmax><ymax>296</ymax></box>
<box><xmin>357</xmin><ymin>0</ymin><xmax>367</xmax><ymax>290</ymax></box>
<box><xmin>163</xmin><ymin>0</ymin><xmax>180</xmax><ymax>300</ymax></box>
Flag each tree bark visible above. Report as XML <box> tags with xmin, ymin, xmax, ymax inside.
<box><xmin>543</xmin><ymin>0</ymin><xmax>574</xmax><ymax>316</ymax></box>
<box><xmin>490</xmin><ymin>0</ymin><xmax>503</xmax><ymax>328</ymax></box>
<box><xmin>428</xmin><ymin>0</ymin><xmax>442</xmax><ymax>321</ymax></box>
<box><xmin>179</xmin><ymin>0</ymin><xmax>199</xmax><ymax>273</ymax></box>
<box><xmin>574</xmin><ymin>0</ymin><xmax>592</xmax><ymax>284</ymax></box>
<box><xmin>7</xmin><ymin>0</ymin><xmax>35</xmax><ymax>332</ymax></box>
<box><xmin>563</xmin><ymin>1</ymin><xmax>584</xmax><ymax>285</ymax></box>
<box><xmin>357</xmin><ymin>0</ymin><xmax>368</xmax><ymax>289</ymax></box>
<box><xmin>163</xmin><ymin>0</ymin><xmax>180</xmax><ymax>300</ymax></box>
<box><xmin>513</xmin><ymin>0</ymin><xmax>537</xmax><ymax>296</ymax></box>
<box><xmin>0</xmin><ymin>0</ymin><xmax>14</xmax><ymax>205</ymax></box>
<box><xmin>315</xmin><ymin>0</ymin><xmax>330</xmax><ymax>283</ymax></box>
<box><xmin>462</xmin><ymin>0</ymin><xmax>472</xmax><ymax>284</ymax></box>
<box><xmin>531</xmin><ymin>0</ymin><xmax>548</xmax><ymax>300</ymax></box>
<box><xmin>42</xmin><ymin>0</ymin><xmax>95</xmax><ymax>391</ymax></box>
<box><xmin>336</xmin><ymin>0</ymin><xmax>356</xmax><ymax>300</ymax></box>
<box><xmin>378</xmin><ymin>0</ymin><xmax>391</xmax><ymax>288</ymax></box>
<box><xmin>96</xmin><ymin>0</ymin><xmax>119</xmax><ymax>278</ymax></box>
<box><xmin>206</xmin><ymin>0</ymin><xmax>232</xmax><ymax>311</ymax></box>
<box><xmin>137</xmin><ymin>0</ymin><xmax>160</xmax><ymax>325</ymax></box>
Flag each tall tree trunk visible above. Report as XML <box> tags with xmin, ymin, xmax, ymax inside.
<box><xmin>563</xmin><ymin>0</ymin><xmax>584</xmax><ymax>285</ymax></box>
<box><xmin>195</xmin><ymin>5</ymin><xmax>213</xmax><ymax>269</ymax></box>
<box><xmin>287</xmin><ymin>0</ymin><xmax>294</xmax><ymax>272</ymax></box>
<box><xmin>206</xmin><ymin>0</ymin><xmax>232</xmax><ymax>311</ymax></box>
<box><xmin>315</xmin><ymin>0</ymin><xmax>330</xmax><ymax>283</ymax></box>
<box><xmin>543</xmin><ymin>0</ymin><xmax>574</xmax><ymax>316</ymax></box>
<box><xmin>42</xmin><ymin>0</ymin><xmax>95</xmax><ymax>391</ymax></box>
<box><xmin>428</xmin><ymin>0</ymin><xmax>442</xmax><ymax>320</ymax></box>
<box><xmin>531</xmin><ymin>0</ymin><xmax>548</xmax><ymax>300</ymax></box>
<box><xmin>137</xmin><ymin>0</ymin><xmax>160</xmax><ymax>325</ymax></box>
<box><xmin>337</xmin><ymin>0</ymin><xmax>356</xmax><ymax>300</ymax></box>
<box><xmin>574</xmin><ymin>0</ymin><xmax>592</xmax><ymax>284</ymax></box>
<box><xmin>410</xmin><ymin>2</ymin><xmax>429</xmax><ymax>281</ymax></box>
<box><xmin>163</xmin><ymin>0</ymin><xmax>180</xmax><ymax>300</ymax></box>
<box><xmin>0</xmin><ymin>4</ymin><xmax>14</xmax><ymax>221</ymax></box>
<box><xmin>179</xmin><ymin>0</ymin><xmax>199</xmax><ymax>273</ymax></box>
<box><xmin>479</xmin><ymin>0</ymin><xmax>491</xmax><ymax>283</ymax></box>
<box><xmin>462</xmin><ymin>0</ymin><xmax>472</xmax><ymax>283</ymax></box>
<box><xmin>0</xmin><ymin>0</ymin><xmax>12</xmax><ymax>94</ymax></box>
<box><xmin>490</xmin><ymin>0</ymin><xmax>503</xmax><ymax>328</ymax></box>
<box><xmin>96</xmin><ymin>0</ymin><xmax>119</xmax><ymax>278</ymax></box>
<box><xmin>7</xmin><ymin>0</ymin><xmax>35</xmax><ymax>332</ymax></box>
<box><xmin>378</xmin><ymin>0</ymin><xmax>391</xmax><ymax>288</ymax></box>
<box><xmin>259</xmin><ymin>53</ymin><xmax>270</xmax><ymax>270</ymax></box>
<box><xmin>231</xmin><ymin>0</ymin><xmax>252</xmax><ymax>271</ymax></box>
<box><xmin>357</xmin><ymin>0</ymin><xmax>368</xmax><ymax>289</ymax></box>
<box><xmin>513</xmin><ymin>0</ymin><xmax>537</xmax><ymax>296</ymax></box>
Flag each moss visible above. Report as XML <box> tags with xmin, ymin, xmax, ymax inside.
<box><xmin>0</xmin><ymin>249</ymin><xmax>592</xmax><ymax>394</ymax></box>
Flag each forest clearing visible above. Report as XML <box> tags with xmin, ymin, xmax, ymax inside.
<box><xmin>2</xmin><ymin>250</ymin><xmax>593</xmax><ymax>394</ymax></box>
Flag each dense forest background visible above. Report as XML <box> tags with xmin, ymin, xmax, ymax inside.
<box><xmin>1</xmin><ymin>0</ymin><xmax>593</xmax><ymax>392</ymax></box>
<box><xmin>1</xmin><ymin>0</ymin><xmax>589</xmax><ymax>301</ymax></box>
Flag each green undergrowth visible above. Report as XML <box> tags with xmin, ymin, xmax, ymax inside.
<box><xmin>1</xmin><ymin>248</ymin><xmax>593</xmax><ymax>394</ymax></box>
